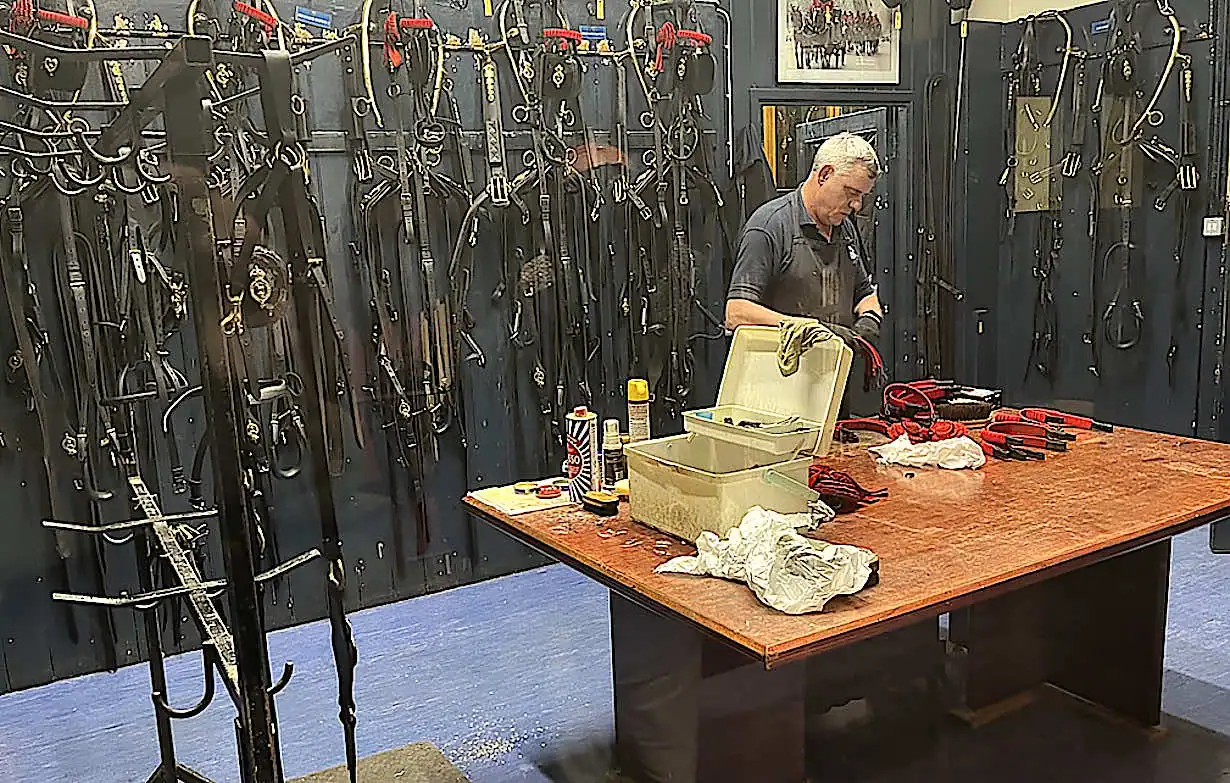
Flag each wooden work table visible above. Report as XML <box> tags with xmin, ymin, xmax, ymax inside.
<box><xmin>465</xmin><ymin>426</ymin><xmax>1230</xmax><ymax>666</ymax></box>
<box><xmin>464</xmin><ymin>425</ymin><xmax>1230</xmax><ymax>781</ymax></box>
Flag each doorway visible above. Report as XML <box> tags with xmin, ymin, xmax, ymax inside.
<box><xmin>758</xmin><ymin>103</ymin><xmax>907</xmax><ymax>415</ymax></box>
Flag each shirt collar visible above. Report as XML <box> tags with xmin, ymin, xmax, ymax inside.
<box><xmin>792</xmin><ymin>187</ymin><xmax>817</xmax><ymax>228</ymax></box>
<box><xmin>794</xmin><ymin>187</ymin><xmax>837</xmax><ymax>241</ymax></box>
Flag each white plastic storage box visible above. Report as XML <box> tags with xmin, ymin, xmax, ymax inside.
<box><xmin>627</xmin><ymin>325</ymin><xmax>853</xmax><ymax>541</ymax></box>
<box><xmin>682</xmin><ymin>325</ymin><xmax>852</xmax><ymax>457</ymax></box>
<box><xmin>625</xmin><ymin>433</ymin><xmax>814</xmax><ymax>542</ymax></box>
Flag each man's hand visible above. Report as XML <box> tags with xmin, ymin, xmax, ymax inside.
<box><xmin>853</xmin><ymin>312</ymin><xmax>882</xmax><ymax>342</ymax></box>
<box><xmin>822</xmin><ymin>322</ymin><xmax>860</xmax><ymax>347</ymax></box>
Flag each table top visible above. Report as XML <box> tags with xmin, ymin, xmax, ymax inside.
<box><xmin>464</xmin><ymin>426</ymin><xmax>1230</xmax><ymax>668</ymax></box>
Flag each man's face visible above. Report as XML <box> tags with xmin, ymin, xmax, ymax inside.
<box><xmin>812</xmin><ymin>164</ymin><xmax>875</xmax><ymax>228</ymax></box>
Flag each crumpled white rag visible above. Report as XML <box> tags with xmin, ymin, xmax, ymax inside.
<box><xmin>868</xmin><ymin>434</ymin><xmax>986</xmax><ymax>470</ymax></box>
<box><xmin>655</xmin><ymin>506</ymin><xmax>879</xmax><ymax>614</ymax></box>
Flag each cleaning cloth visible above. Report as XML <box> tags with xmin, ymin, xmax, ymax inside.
<box><xmin>868</xmin><ymin>434</ymin><xmax>986</xmax><ymax>470</ymax></box>
<box><xmin>656</xmin><ymin>506</ymin><xmax>879</xmax><ymax>614</ymax></box>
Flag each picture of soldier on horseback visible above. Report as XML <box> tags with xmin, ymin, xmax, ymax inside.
<box><xmin>778</xmin><ymin>0</ymin><xmax>898</xmax><ymax>84</ymax></box>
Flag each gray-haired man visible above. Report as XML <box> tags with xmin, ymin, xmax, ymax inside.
<box><xmin>725</xmin><ymin>131</ymin><xmax>883</xmax><ymax>343</ymax></box>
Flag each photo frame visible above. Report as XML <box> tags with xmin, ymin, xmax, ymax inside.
<box><xmin>777</xmin><ymin>0</ymin><xmax>902</xmax><ymax>85</ymax></box>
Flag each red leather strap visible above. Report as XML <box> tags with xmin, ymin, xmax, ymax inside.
<box><xmin>883</xmin><ymin>381</ymin><xmax>937</xmax><ymax>423</ymax></box>
<box><xmin>36</xmin><ymin>8</ymin><xmax>89</xmax><ymax>29</ymax></box>
<box><xmin>234</xmin><ymin>1</ymin><xmax>276</xmax><ymax>31</ymax></box>
<box><xmin>677</xmin><ymin>29</ymin><xmax>713</xmax><ymax>46</ymax></box>
<box><xmin>982</xmin><ymin>422</ymin><xmax>1068</xmax><ymax>452</ymax></box>
<box><xmin>543</xmin><ymin>27</ymin><xmax>583</xmax><ymax>41</ymax></box>
<box><xmin>1020</xmin><ymin>407</ymin><xmax>1113</xmax><ymax>432</ymax></box>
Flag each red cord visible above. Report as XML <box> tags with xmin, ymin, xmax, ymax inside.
<box><xmin>837</xmin><ymin>417</ymin><xmax>967</xmax><ymax>445</ymax></box>
<box><xmin>654</xmin><ymin>21</ymin><xmax>677</xmax><ymax>73</ymax></box>
<box><xmin>383</xmin><ymin>12</ymin><xmax>403</xmax><ymax>68</ymax></box>
<box><xmin>852</xmin><ymin>335</ymin><xmax>886</xmax><ymax>391</ymax></box>
<box><xmin>928</xmin><ymin>420</ymin><xmax>969</xmax><ymax>441</ymax></box>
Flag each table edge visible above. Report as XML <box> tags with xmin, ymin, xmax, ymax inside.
<box><xmin>464</xmin><ymin>496</ymin><xmax>1230</xmax><ymax>670</ymax></box>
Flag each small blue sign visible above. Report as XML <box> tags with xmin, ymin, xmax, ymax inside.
<box><xmin>579</xmin><ymin>25</ymin><xmax>607</xmax><ymax>41</ymax></box>
<box><xmin>1090</xmin><ymin>18</ymin><xmax>1112</xmax><ymax>35</ymax></box>
<box><xmin>294</xmin><ymin>6</ymin><xmax>333</xmax><ymax>30</ymax></box>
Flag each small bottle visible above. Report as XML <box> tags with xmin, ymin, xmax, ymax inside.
<box><xmin>602</xmin><ymin>419</ymin><xmax>626</xmax><ymax>490</ymax></box>
<box><xmin>628</xmin><ymin>379</ymin><xmax>651</xmax><ymax>443</ymax></box>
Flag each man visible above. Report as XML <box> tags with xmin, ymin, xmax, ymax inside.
<box><xmin>725</xmin><ymin>131</ymin><xmax>883</xmax><ymax>345</ymax></box>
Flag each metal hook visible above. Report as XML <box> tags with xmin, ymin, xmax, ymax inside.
<box><xmin>267</xmin><ymin>661</ymin><xmax>295</xmax><ymax>696</ymax></box>
<box><xmin>152</xmin><ymin>642</ymin><xmax>217</xmax><ymax>719</ymax></box>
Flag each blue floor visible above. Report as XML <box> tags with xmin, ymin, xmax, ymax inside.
<box><xmin>0</xmin><ymin>564</ymin><xmax>612</xmax><ymax>783</ymax></box>
<box><xmin>1</xmin><ymin>526</ymin><xmax>1229</xmax><ymax>782</ymax></box>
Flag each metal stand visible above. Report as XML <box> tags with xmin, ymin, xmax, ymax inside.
<box><xmin>6</xmin><ymin>33</ymin><xmax>331</xmax><ymax>783</ymax></box>
<box><xmin>145</xmin><ymin>764</ymin><xmax>215</xmax><ymax>783</ymax></box>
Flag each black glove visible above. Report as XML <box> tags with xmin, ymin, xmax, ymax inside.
<box><xmin>853</xmin><ymin>312</ymin><xmax>882</xmax><ymax>342</ymax></box>
<box><xmin>821</xmin><ymin>322</ymin><xmax>860</xmax><ymax>347</ymax></box>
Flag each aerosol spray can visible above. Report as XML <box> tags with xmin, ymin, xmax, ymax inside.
<box><xmin>627</xmin><ymin>379</ymin><xmax>651</xmax><ymax>443</ymax></box>
<box><xmin>602</xmin><ymin>419</ymin><xmax>626</xmax><ymax>490</ymax></box>
<box><xmin>565</xmin><ymin>406</ymin><xmax>600</xmax><ymax>503</ymax></box>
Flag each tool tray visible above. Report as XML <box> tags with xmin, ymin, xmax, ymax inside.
<box><xmin>683</xmin><ymin>404</ymin><xmax>825</xmax><ymax>456</ymax></box>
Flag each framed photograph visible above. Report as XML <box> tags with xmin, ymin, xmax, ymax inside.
<box><xmin>777</xmin><ymin>0</ymin><xmax>901</xmax><ymax>85</ymax></box>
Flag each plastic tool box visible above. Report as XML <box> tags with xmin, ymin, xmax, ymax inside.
<box><xmin>626</xmin><ymin>325</ymin><xmax>852</xmax><ymax>541</ymax></box>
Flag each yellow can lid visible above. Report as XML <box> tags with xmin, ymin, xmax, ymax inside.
<box><xmin>627</xmin><ymin>378</ymin><xmax>649</xmax><ymax>402</ymax></box>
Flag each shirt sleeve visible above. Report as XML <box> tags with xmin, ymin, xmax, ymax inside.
<box><xmin>727</xmin><ymin>226</ymin><xmax>779</xmax><ymax>303</ymax></box>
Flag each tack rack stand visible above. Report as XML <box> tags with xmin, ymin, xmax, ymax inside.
<box><xmin>0</xmin><ymin>0</ymin><xmax>732</xmax><ymax>778</ymax></box>
<box><xmin>0</xmin><ymin>23</ymin><xmax>360</xmax><ymax>783</ymax></box>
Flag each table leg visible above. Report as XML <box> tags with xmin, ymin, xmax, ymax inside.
<box><xmin>610</xmin><ymin>595</ymin><xmax>703</xmax><ymax>783</ymax></box>
<box><xmin>697</xmin><ymin>640</ymin><xmax>805</xmax><ymax>783</ymax></box>
<box><xmin>609</xmin><ymin>595</ymin><xmax>806</xmax><ymax>783</ymax></box>
<box><xmin>950</xmin><ymin>540</ymin><xmax>1172</xmax><ymax>728</ymax></box>
<box><xmin>1046</xmin><ymin>539</ymin><xmax>1171</xmax><ymax>727</ymax></box>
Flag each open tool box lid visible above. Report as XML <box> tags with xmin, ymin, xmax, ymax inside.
<box><xmin>682</xmin><ymin>325</ymin><xmax>853</xmax><ymax>456</ymax></box>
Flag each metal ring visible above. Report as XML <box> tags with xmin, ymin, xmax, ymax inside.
<box><xmin>375</xmin><ymin>153</ymin><xmax>395</xmax><ymax>169</ymax></box>
<box><xmin>290</xmin><ymin>94</ymin><xmax>306</xmax><ymax>116</ymax></box>
<box><xmin>1146</xmin><ymin>110</ymin><xmax>1164</xmax><ymax>126</ymax></box>
<box><xmin>386</xmin><ymin>82</ymin><xmax>402</xmax><ymax>98</ymax></box>
<box><xmin>642</xmin><ymin>149</ymin><xmax>655</xmax><ymax>166</ymax></box>
<box><xmin>280</xmin><ymin>144</ymin><xmax>305</xmax><ymax>170</ymax></box>
<box><xmin>639</xmin><ymin>110</ymin><xmax>654</xmax><ymax>129</ymax></box>
<box><xmin>522</xmin><ymin>149</ymin><xmax>535</xmax><ymax>167</ymax></box>
<box><xmin>352</xmin><ymin>96</ymin><xmax>371</xmax><ymax>117</ymax></box>
<box><xmin>512</xmin><ymin>104</ymin><xmax>530</xmax><ymax>123</ymax></box>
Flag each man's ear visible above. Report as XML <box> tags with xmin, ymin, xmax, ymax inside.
<box><xmin>815</xmin><ymin>164</ymin><xmax>834</xmax><ymax>184</ymax></box>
